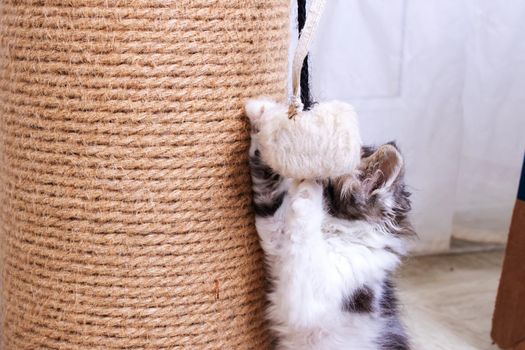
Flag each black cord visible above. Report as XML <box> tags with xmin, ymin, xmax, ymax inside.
<box><xmin>297</xmin><ymin>0</ymin><xmax>314</xmax><ymax>110</ymax></box>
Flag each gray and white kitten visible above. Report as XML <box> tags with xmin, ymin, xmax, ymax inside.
<box><xmin>248</xmin><ymin>112</ymin><xmax>414</xmax><ymax>349</ymax></box>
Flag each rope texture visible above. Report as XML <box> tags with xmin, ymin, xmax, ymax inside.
<box><xmin>297</xmin><ymin>0</ymin><xmax>313</xmax><ymax>110</ymax></box>
<box><xmin>291</xmin><ymin>0</ymin><xmax>326</xmax><ymax>113</ymax></box>
<box><xmin>0</xmin><ymin>1</ymin><xmax>289</xmax><ymax>348</ymax></box>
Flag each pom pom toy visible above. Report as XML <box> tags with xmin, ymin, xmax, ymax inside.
<box><xmin>245</xmin><ymin>98</ymin><xmax>362</xmax><ymax>179</ymax></box>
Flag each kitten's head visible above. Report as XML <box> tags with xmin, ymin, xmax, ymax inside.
<box><xmin>324</xmin><ymin>143</ymin><xmax>414</xmax><ymax>236</ymax></box>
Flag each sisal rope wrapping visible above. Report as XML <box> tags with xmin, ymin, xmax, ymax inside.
<box><xmin>0</xmin><ymin>1</ymin><xmax>289</xmax><ymax>348</ymax></box>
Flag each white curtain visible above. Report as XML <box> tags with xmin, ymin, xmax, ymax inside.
<box><xmin>305</xmin><ymin>0</ymin><xmax>525</xmax><ymax>253</ymax></box>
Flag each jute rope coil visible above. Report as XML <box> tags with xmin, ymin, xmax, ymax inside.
<box><xmin>0</xmin><ymin>1</ymin><xmax>289</xmax><ymax>349</ymax></box>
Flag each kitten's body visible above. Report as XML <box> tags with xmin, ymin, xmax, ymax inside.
<box><xmin>248</xmin><ymin>102</ymin><xmax>413</xmax><ymax>350</ymax></box>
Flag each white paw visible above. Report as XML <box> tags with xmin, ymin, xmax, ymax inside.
<box><xmin>291</xmin><ymin>197</ymin><xmax>312</xmax><ymax>216</ymax></box>
<box><xmin>295</xmin><ymin>180</ymin><xmax>323</xmax><ymax>200</ymax></box>
<box><xmin>290</xmin><ymin>180</ymin><xmax>323</xmax><ymax>216</ymax></box>
<box><xmin>245</xmin><ymin>98</ymin><xmax>278</xmax><ymax>131</ymax></box>
<box><xmin>287</xmin><ymin>180</ymin><xmax>324</xmax><ymax>239</ymax></box>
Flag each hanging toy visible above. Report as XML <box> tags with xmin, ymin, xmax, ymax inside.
<box><xmin>245</xmin><ymin>98</ymin><xmax>361</xmax><ymax>179</ymax></box>
<box><xmin>245</xmin><ymin>0</ymin><xmax>362</xmax><ymax>180</ymax></box>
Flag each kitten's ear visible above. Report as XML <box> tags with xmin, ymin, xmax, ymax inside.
<box><xmin>360</xmin><ymin>144</ymin><xmax>404</xmax><ymax>194</ymax></box>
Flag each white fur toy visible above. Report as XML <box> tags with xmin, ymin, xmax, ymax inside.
<box><xmin>245</xmin><ymin>98</ymin><xmax>362</xmax><ymax>179</ymax></box>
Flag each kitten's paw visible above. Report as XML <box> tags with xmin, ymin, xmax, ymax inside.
<box><xmin>245</xmin><ymin>98</ymin><xmax>279</xmax><ymax>132</ymax></box>
<box><xmin>290</xmin><ymin>180</ymin><xmax>323</xmax><ymax>216</ymax></box>
<box><xmin>287</xmin><ymin>180</ymin><xmax>324</xmax><ymax>236</ymax></box>
<box><xmin>295</xmin><ymin>180</ymin><xmax>323</xmax><ymax>200</ymax></box>
<box><xmin>290</xmin><ymin>196</ymin><xmax>312</xmax><ymax>216</ymax></box>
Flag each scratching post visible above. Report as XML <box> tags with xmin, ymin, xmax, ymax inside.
<box><xmin>0</xmin><ymin>1</ymin><xmax>289</xmax><ymax>348</ymax></box>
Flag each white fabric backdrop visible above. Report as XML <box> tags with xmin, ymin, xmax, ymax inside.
<box><xmin>303</xmin><ymin>0</ymin><xmax>525</xmax><ymax>253</ymax></box>
<box><xmin>452</xmin><ymin>1</ymin><xmax>525</xmax><ymax>245</ymax></box>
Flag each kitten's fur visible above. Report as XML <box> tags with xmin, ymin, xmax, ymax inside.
<box><xmin>248</xmin><ymin>104</ymin><xmax>414</xmax><ymax>350</ymax></box>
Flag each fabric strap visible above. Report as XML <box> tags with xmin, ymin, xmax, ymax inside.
<box><xmin>291</xmin><ymin>0</ymin><xmax>327</xmax><ymax>113</ymax></box>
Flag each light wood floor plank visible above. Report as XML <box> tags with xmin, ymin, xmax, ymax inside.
<box><xmin>396</xmin><ymin>251</ymin><xmax>504</xmax><ymax>350</ymax></box>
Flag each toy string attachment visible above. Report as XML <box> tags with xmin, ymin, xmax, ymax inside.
<box><xmin>290</xmin><ymin>0</ymin><xmax>327</xmax><ymax>117</ymax></box>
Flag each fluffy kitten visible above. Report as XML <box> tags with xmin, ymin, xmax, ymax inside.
<box><xmin>248</xmin><ymin>103</ymin><xmax>414</xmax><ymax>350</ymax></box>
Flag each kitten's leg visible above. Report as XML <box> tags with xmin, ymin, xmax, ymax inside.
<box><xmin>246</xmin><ymin>98</ymin><xmax>288</xmax><ymax>219</ymax></box>
<box><xmin>287</xmin><ymin>180</ymin><xmax>324</xmax><ymax>242</ymax></box>
<box><xmin>273</xmin><ymin>180</ymin><xmax>343</xmax><ymax>328</ymax></box>
<box><xmin>249</xmin><ymin>145</ymin><xmax>286</xmax><ymax>219</ymax></box>
<box><xmin>248</xmin><ymin>126</ymin><xmax>289</xmax><ymax>255</ymax></box>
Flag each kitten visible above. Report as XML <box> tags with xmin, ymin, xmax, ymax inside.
<box><xmin>248</xmin><ymin>102</ymin><xmax>414</xmax><ymax>350</ymax></box>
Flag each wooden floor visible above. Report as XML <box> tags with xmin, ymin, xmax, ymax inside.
<box><xmin>396</xmin><ymin>250</ymin><xmax>504</xmax><ymax>350</ymax></box>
